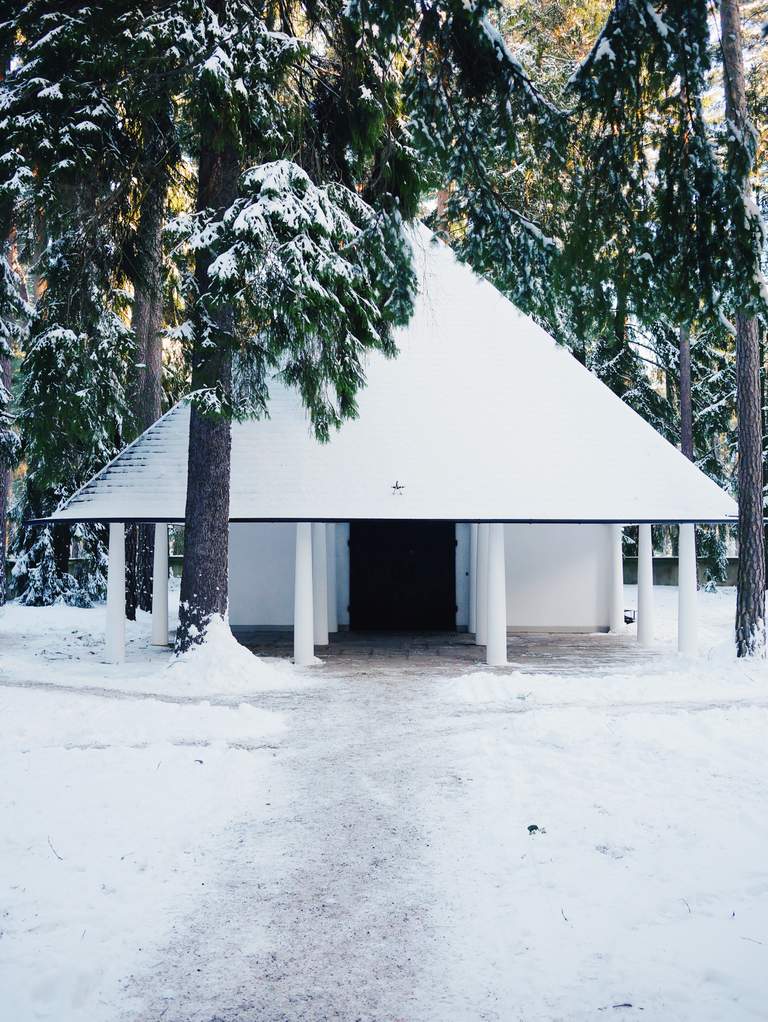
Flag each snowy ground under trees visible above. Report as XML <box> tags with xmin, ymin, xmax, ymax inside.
<box><xmin>2</xmin><ymin>585</ymin><xmax>768</xmax><ymax>1021</ymax></box>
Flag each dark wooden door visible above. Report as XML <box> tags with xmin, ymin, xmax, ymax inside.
<box><xmin>349</xmin><ymin>521</ymin><xmax>456</xmax><ymax>630</ymax></box>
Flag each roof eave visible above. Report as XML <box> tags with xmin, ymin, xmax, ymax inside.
<box><xmin>28</xmin><ymin>515</ymin><xmax>741</xmax><ymax>526</ymax></box>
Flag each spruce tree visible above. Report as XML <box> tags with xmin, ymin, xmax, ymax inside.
<box><xmin>123</xmin><ymin>0</ymin><xmax>563</xmax><ymax>651</ymax></box>
<box><xmin>572</xmin><ymin>0</ymin><xmax>766</xmax><ymax>631</ymax></box>
<box><xmin>11</xmin><ymin>224</ymin><xmax>134</xmax><ymax>605</ymax></box>
<box><xmin>4</xmin><ymin>0</ymin><xmax>750</xmax><ymax>643</ymax></box>
<box><xmin>720</xmin><ymin>0</ymin><xmax>767</xmax><ymax>654</ymax></box>
<box><xmin>1</xmin><ymin>4</ymin><xmax>136</xmax><ymax>604</ymax></box>
<box><xmin>163</xmin><ymin>1</ymin><xmax>420</xmax><ymax>650</ymax></box>
<box><xmin>0</xmin><ymin>241</ymin><xmax>25</xmax><ymax>606</ymax></box>
<box><xmin>120</xmin><ymin>46</ymin><xmax>179</xmax><ymax>615</ymax></box>
<box><xmin>0</xmin><ymin>11</ymin><xmax>30</xmax><ymax>605</ymax></box>
<box><xmin>432</xmin><ymin>1</ymin><xmax>746</xmax><ymax>585</ymax></box>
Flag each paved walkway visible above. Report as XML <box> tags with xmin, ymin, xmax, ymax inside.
<box><xmin>120</xmin><ymin>629</ymin><xmax>766</xmax><ymax>1022</ymax></box>
<box><xmin>243</xmin><ymin>629</ymin><xmax>663</xmax><ymax>677</ymax></box>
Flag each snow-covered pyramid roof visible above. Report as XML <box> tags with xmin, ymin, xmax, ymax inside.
<box><xmin>51</xmin><ymin>225</ymin><xmax>737</xmax><ymax>525</ymax></box>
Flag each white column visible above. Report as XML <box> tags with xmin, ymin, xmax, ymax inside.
<box><xmin>469</xmin><ymin>523</ymin><xmax>478</xmax><ymax>635</ymax></box>
<box><xmin>678</xmin><ymin>523</ymin><xmax>698</xmax><ymax>656</ymax></box>
<box><xmin>475</xmin><ymin>524</ymin><xmax>489</xmax><ymax>645</ymax></box>
<box><xmin>294</xmin><ymin>523</ymin><xmax>315</xmax><ymax>665</ymax></box>
<box><xmin>312</xmin><ymin>522</ymin><xmax>329</xmax><ymax>645</ymax></box>
<box><xmin>637</xmin><ymin>523</ymin><xmax>655</xmax><ymax>647</ymax></box>
<box><xmin>486</xmin><ymin>523</ymin><xmax>508</xmax><ymax>666</ymax></box>
<box><xmin>151</xmin><ymin>523</ymin><xmax>169</xmax><ymax>646</ymax></box>
<box><xmin>105</xmin><ymin>522</ymin><xmax>126</xmax><ymax>662</ymax></box>
<box><xmin>326</xmin><ymin>523</ymin><xmax>338</xmax><ymax>634</ymax></box>
<box><xmin>609</xmin><ymin>524</ymin><xmax>624</xmax><ymax>633</ymax></box>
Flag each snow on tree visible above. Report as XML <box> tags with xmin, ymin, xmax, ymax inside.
<box><xmin>123</xmin><ymin>0</ymin><xmax>565</xmax><ymax>651</ymax></box>
<box><xmin>1</xmin><ymin>5</ymin><xmax>136</xmax><ymax>604</ymax></box>
<box><xmin>0</xmin><ymin>5</ymin><xmax>28</xmax><ymax>605</ymax></box>
<box><xmin>169</xmin><ymin>160</ymin><xmax>416</xmax><ymax>433</ymax></box>
<box><xmin>0</xmin><ymin>242</ymin><xmax>24</xmax><ymax>477</ymax></box>
<box><xmin>571</xmin><ymin>0</ymin><xmax>767</xmax><ymax>636</ymax></box>
<box><xmin>11</xmin><ymin>228</ymin><xmax>134</xmax><ymax>606</ymax></box>
<box><xmin>1</xmin><ymin>0</ymin><xmax>756</xmax><ymax>636</ymax></box>
<box><xmin>719</xmin><ymin>0</ymin><xmax>768</xmax><ymax>655</ymax></box>
<box><xmin>425</xmin><ymin>2</ymin><xmax>749</xmax><ymax>581</ymax></box>
<box><xmin>0</xmin><ymin>243</ymin><xmax>26</xmax><ymax>607</ymax></box>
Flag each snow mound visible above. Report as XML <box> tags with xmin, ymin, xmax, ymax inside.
<box><xmin>158</xmin><ymin>614</ymin><xmax>314</xmax><ymax>696</ymax></box>
<box><xmin>0</xmin><ymin>600</ymin><xmax>320</xmax><ymax>698</ymax></box>
<box><xmin>445</xmin><ymin>658</ymin><xmax>768</xmax><ymax>709</ymax></box>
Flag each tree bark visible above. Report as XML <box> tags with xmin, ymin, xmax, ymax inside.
<box><xmin>611</xmin><ymin>275</ymin><xmax>629</xmax><ymax>396</ymax></box>
<box><xmin>678</xmin><ymin>321</ymin><xmax>698</xmax><ymax>592</ymax></box>
<box><xmin>1</xmin><ymin>43</ymin><xmax>18</xmax><ymax>603</ymax></box>
<box><xmin>174</xmin><ymin>99</ymin><xmax>238</xmax><ymax>652</ymax></box>
<box><xmin>124</xmin><ymin>523</ymin><xmax>138</xmax><ymax>619</ymax></box>
<box><xmin>679</xmin><ymin>322</ymin><xmax>693</xmax><ymax>461</ymax></box>
<box><xmin>130</xmin><ymin>109</ymin><xmax>171</xmax><ymax>614</ymax></box>
<box><xmin>0</xmin><ymin>231</ymin><xmax>18</xmax><ymax>606</ymax></box>
<box><xmin>0</xmin><ymin>351</ymin><xmax>9</xmax><ymax>606</ymax></box>
<box><xmin>720</xmin><ymin>0</ymin><xmax>766</xmax><ymax>655</ymax></box>
<box><xmin>734</xmin><ymin>312</ymin><xmax>765</xmax><ymax>653</ymax></box>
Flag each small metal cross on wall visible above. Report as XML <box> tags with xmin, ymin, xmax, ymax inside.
<box><xmin>392</xmin><ymin>480</ymin><xmax>405</xmax><ymax>495</ymax></box>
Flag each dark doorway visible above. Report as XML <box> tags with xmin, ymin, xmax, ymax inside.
<box><xmin>349</xmin><ymin>521</ymin><xmax>457</xmax><ymax>631</ymax></box>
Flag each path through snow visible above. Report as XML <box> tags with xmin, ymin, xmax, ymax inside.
<box><xmin>2</xmin><ymin>587</ymin><xmax>768</xmax><ymax>1020</ymax></box>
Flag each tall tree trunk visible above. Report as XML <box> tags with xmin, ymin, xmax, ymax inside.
<box><xmin>678</xmin><ymin>321</ymin><xmax>697</xmax><ymax>587</ymax></box>
<box><xmin>128</xmin><ymin>108</ymin><xmax>171</xmax><ymax>615</ymax></box>
<box><xmin>734</xmin><ymin>312</ymin><xmax>765</xmax><ymax>653</ymax></box>
<box><xmin>720</xmin><ymin>0</ymin><xmax>766</xmax><ymax>656</ymax></box>
<box><xmin>0</xmin><ymin>226</ymin><xmax>20</xmax><ymax>606</ymax></box>
<box><xmin>679</xmin><ymin>322</ymin><xmax>693</xmax><ymax>461</ymax></box>
<box><xmin>762</xmin><ymin>331</ymin><xmax>768</xmax><ymax>565</ymax></box>
<box><xmin>125</xmin><ymin>523</ymin><xmax>138</xmax><ymax>619</ymax></box>
<box><xmin>1</xmin><ymin>43</ymin><xmax>18</xmax><ymax>605</ymax></box>
<box><xmin>677</xmin><ymin>30</ymin><xmax>694</xmax><ymax>468</ymax></box>
<box><xmin>0</xmin><ymin>351</ymin><xmax>9</xmax><ymax>606</ymax></box>
<box><xmin>611</xmin><ymin>276</ymin><xmax>629</xmax><ymax>397</ymax></box>
<box><xmin>174</xmin><ymin>107</ymin><xmax>238</xmax><ymax>652</ymax></box>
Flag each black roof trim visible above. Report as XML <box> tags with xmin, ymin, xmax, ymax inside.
<box><xmin>26</xmin><ymin>516</ymin><xmax>740</xmax><ymax>526</ymax></box>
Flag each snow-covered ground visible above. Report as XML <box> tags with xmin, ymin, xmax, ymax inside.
<box><xmin>2</xmin><ymin>586</ymin><xmax>768</xmax><ymax>1021</ymax></box>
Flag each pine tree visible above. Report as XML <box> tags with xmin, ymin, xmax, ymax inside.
<box><xmin>0</xmin><ymin>241</ymin><xmax>25</xmax><ymax>605</ymax></box>
<box><xmin>688</xmin><ymin>319</ymin><xmax>737</xmax><ymax>583</ymax></box>
<box><xmin>5</xmin><ymin>0</ymin><xmax>749</xmax><ymax>641</ymax></box>
<box><xmin>720</xmin><ymin>0</ymin><xmax>767</xmax><ymax>654</ymax></box>
<box><xmin>11</xmin><ymin>224</ymin><xmax>134</xmax><ymax>605</ymax></box>
<box><xmin>430</xmin><ymin>2</ymin><xmax>746</xmax><ymax>584</ymax></box>
<box><xmin>121</xmin><ymin>48</ymin><xmax>179</xmax><ymax>615</ymax></box>
<box><xmin>568</xmin><ymin>3</ymin><xmax>720</xmax><ymax>389</ymax></box>
<box><xmin>1</xmin><ymin>4</ymin><xmax>136</xmax><ymax>604</ymax></box>
<box><xmin>130</xmin><ymin>113</ymin><xmax>174</xmax><ymax>615</ymax></box>
<box><xmin>165</xmin><ymin>2</ymin><xmax>419</xmax><ymax>650</ymax></box>
<box><xmin>424</xmin><ymin>2</ymin><xmax>684</xmax><ymax>445</ymax></box>
<box><xmin>572</xmin><ymin>0</ymin><xmax>766</xmax><ymax>629</ymax></box>
<box><xmin>0</xmin><ymin>11</ymin><xmax>30</xmax><ymax>605</ymax></box>
<box><xmin>431</xmin><ymin>2</ymin><xmax>680</xmax><ymax>442</ymax></box>
<box><xmin>123</xmin><ymin>0</ymin><xmax>562</xmax><ymax>651</ymax></box>
<box><xmin>407</xmin><ymin>1</ymin><xmax>569</xmax><ymax>332</ymax></box>
<box><xmin>565</xmin><ymin>1</ymin><xmax>768</xmax><ymax>599</ymax></box>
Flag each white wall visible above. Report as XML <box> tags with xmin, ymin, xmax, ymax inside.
<box><xmin>456</xmin><ymin>523</ymin><xmax>471</xmax><ymax>630</ymax></box>
<box><xmin>228</xmin><ymin>523</ymin><xmax>295</xmax><ymax>628</ymax></box>
<box><xmin>228</xmin><ymin>522</ymin><xmax>612</xmax><ymax>633</ymax></box>
<box><xmin>228</xmin><ymin>522</ymin><xmax>349</xmax><ymax>630</ymax></box>
<box><xmin>504</xmin><ymin>524</ymin><xmax>611</xmax><ymax>631</ymax></box>
<box><xmin>335</xmin><ymin>523</ymin><xmax>350</xmax><ymax>627</ymax></box>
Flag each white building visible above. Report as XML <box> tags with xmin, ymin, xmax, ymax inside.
<box><xmin>48</xmin><ymin>226</ymin><xmax>738</xmax><ymax>665</ymax></box>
